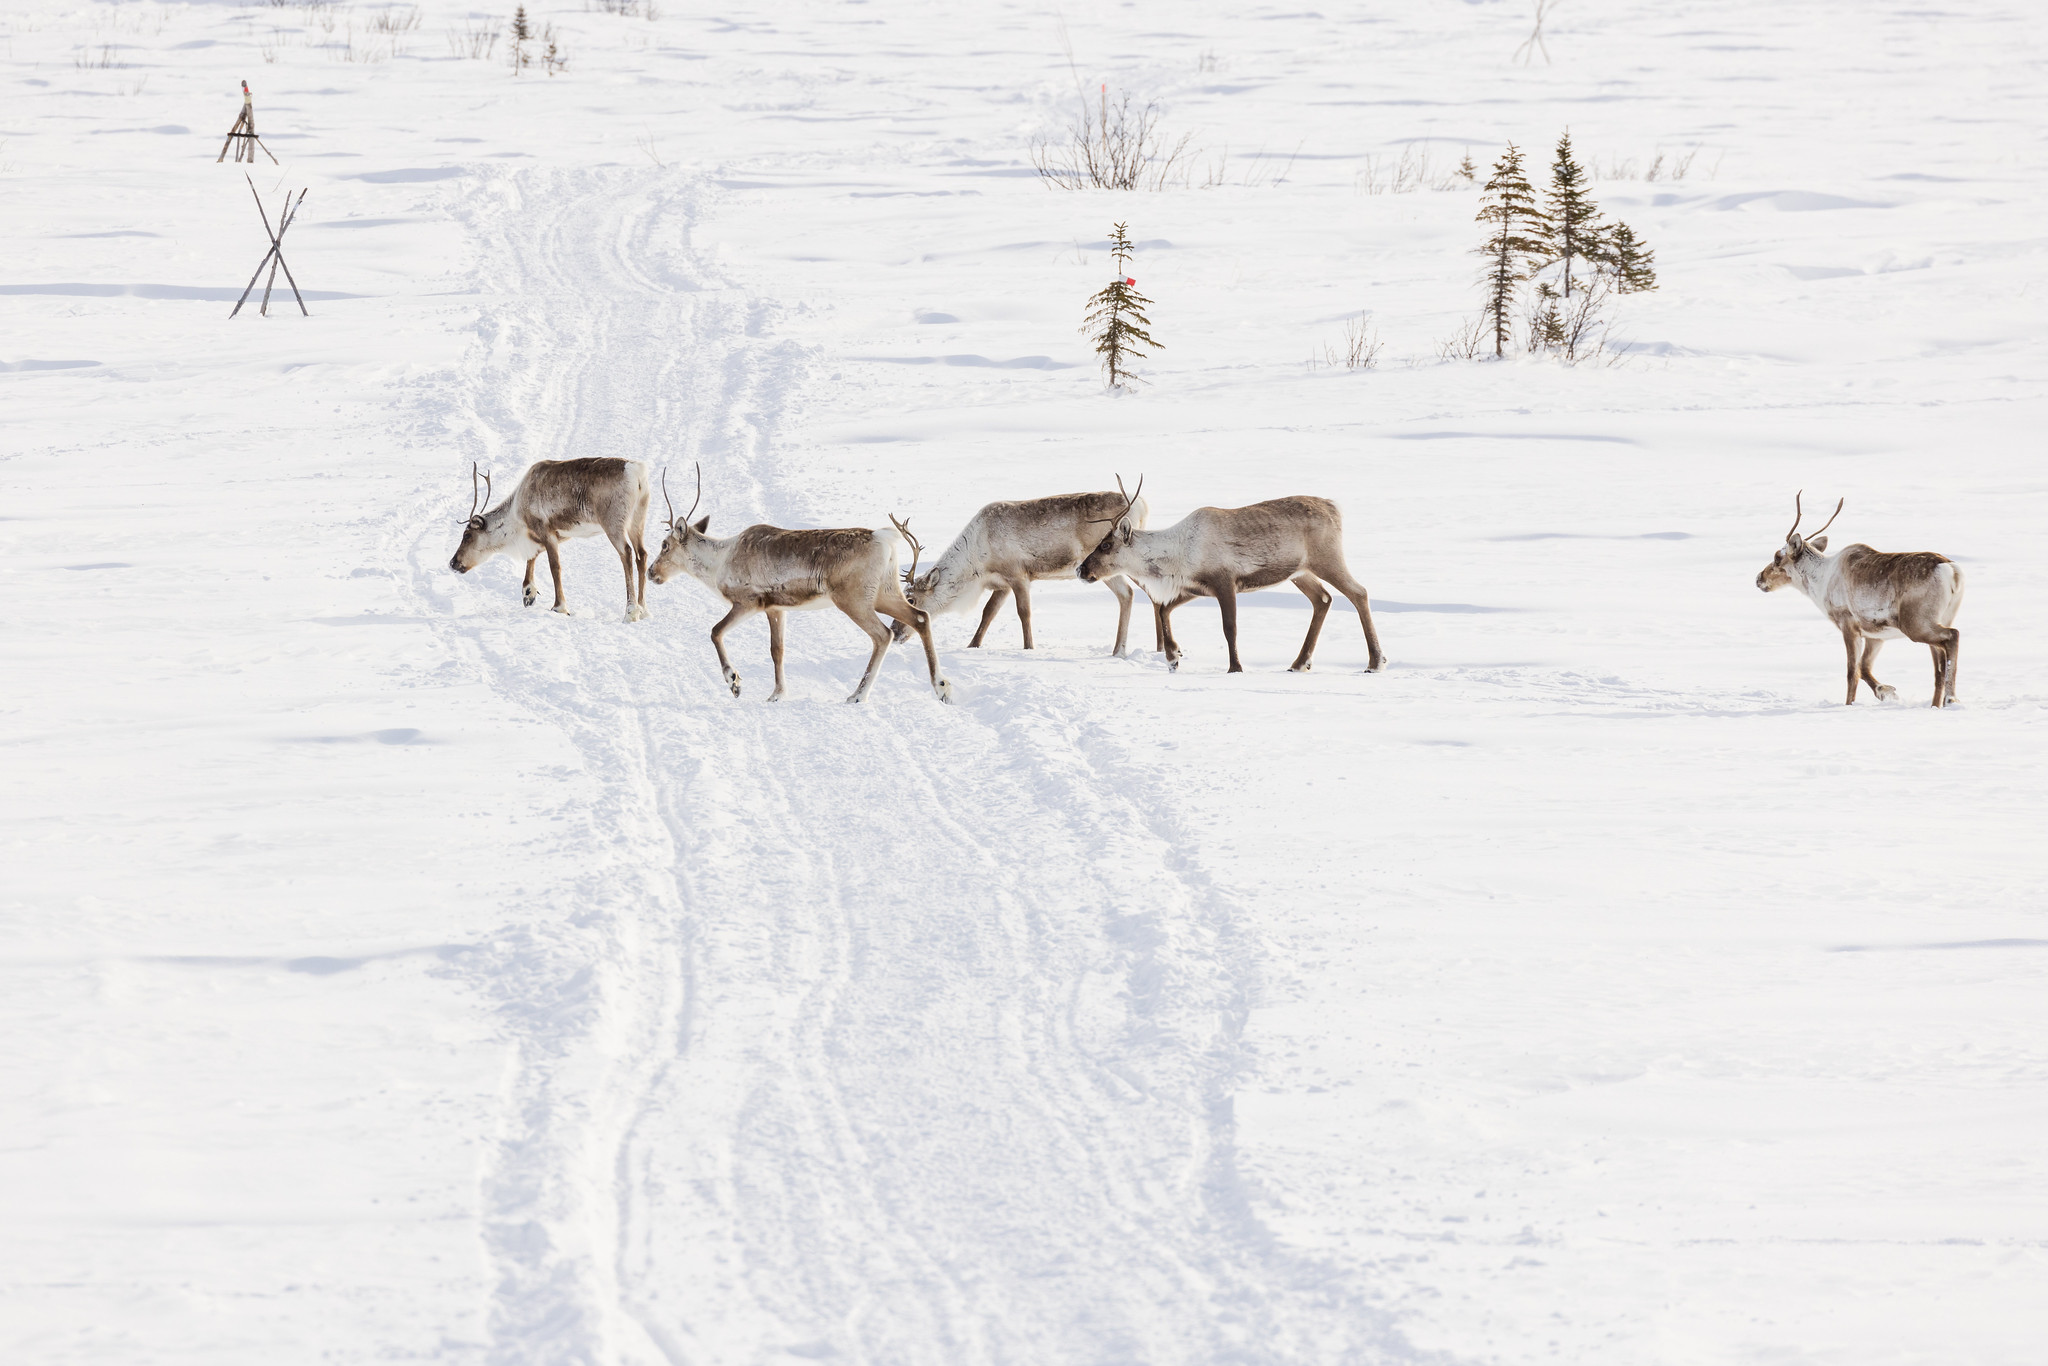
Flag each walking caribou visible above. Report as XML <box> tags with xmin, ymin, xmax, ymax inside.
<box><xmin>1756</xmin><ymin>492</ymin><xmax>1965</xmax><ymax>707</ymax></box>
<box><xmin>647</xmin><ymin>467</ymin><xmax>954</xmax><ymax>704</ymax></box>
<box><xmin>447</xmin><ymin>459</ymin><xmax>652</xmax><ymax>622</ymax></box>
<box><xmin>1077</xmin><ymin>477</ymin><xmax>1386</xmax><ymax>675</ymax></box>
<box><xmin>898</xmin><ymin>491</ymin><xmax>1160</xmax><ymax>656</ymax></box>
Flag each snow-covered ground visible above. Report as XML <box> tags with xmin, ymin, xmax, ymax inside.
<box><xmin>4</xmin><ymin>1</ymin><xmax>2045</xmax><ymax>1362</ymax></box>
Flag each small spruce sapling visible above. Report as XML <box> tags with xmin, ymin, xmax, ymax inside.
<box><xmin>510</xmin><ymin>6</ymin><xmax>531</xmax><ymax>73</ymax></box>
<box><xmin>1082</xmin><ymin>223</ymin><xmax>1160</xmax><ymax>389</ymax></box>
<box><xmin>1541</xmin><ymin>131</ymin><xmax>1605</xmax><ymax>299</ymax></box>
<box><xmin>1605</xmin><ymin>222</ymin><xmax>1658</xmax><ymax>292</ymax></box>
<box><xmin>1474</xmin><ymin>143</ymin><xmax>1546</xmax><ymax>358</ymax></box>
<box><xmin>1527</xmin><ymin>281</ymin><xmax>1565</xmax><ymax>353</ymax></box>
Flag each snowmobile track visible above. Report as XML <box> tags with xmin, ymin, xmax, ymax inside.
<box><xmin>407</xmin><ymin>167</ymin><xmax>1402</xmax><ymax>1366</ymax></box>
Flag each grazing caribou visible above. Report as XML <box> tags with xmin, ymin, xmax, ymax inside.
<box><xmin>447</xmin><ymin>459</ymin><xmax>652</xmax><ymax>622</ymax></box>
<box><xmin>898</xmin><ymin>491</ymin><xmax>1159</xmax><ymax>655</ymax></box>
<box><xmin>1077</xmin><ymin>477</ymin><xmax>1386</xmax><ymax>675</ymax></box>
<box><xmin>646</xmin><ymin>467</ymin><xmax>953</xmax><ymax>704</ymax></box>
<box><xmin>1756</xmin><ymin>492</ymin><xmax>1965</xmax><ymax>708</ymax></box>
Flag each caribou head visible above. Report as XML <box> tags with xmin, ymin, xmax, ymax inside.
<box><xmin>1075</xmin><ymin>474</ymin><xmax>1144</xmax><ymax>583</ymax></box>
<box><xmin>1757</xmin><ymin>490</ymin><xmax>1843</xmax><ymax>592</ymax></box>
<box><xmin>448</xmin><ymin>462</ymin><xmax>503</xmax><ymax>573</ymax></box>
<box><xmin>648</xmin><ymin>462</ymin><xmax>713</xmax><ymax>586</ymax></box>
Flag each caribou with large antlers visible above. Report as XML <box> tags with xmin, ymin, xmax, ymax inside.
<box><xmin>1756</xmin><ymin>492</ymin><xmax>1965</xmax><ymax>707</ymax></box>
<box><xmin>447</xmin><ymin>458</ymin><xmax>652</xmax><ymax>622</ymax></box>
<box><xmin>1077</xmin><ymin>477</ymin><xmax>1386</xmax><ymax>675</ymax></box>
<box><xmin>647</xmin><ymin>466</ymin><xmax>953</xmax><ymax>704</ymax></box>
<box><xmin>897</xmin><ymin>490</ymin><xmax>1159</xmax><ymax>655</ymax></box>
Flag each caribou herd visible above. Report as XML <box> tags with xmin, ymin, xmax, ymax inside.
<box><xmin>449</xmin><ymin>459</ymin><xmax>1965</xmax><ymax>709</ymax></box>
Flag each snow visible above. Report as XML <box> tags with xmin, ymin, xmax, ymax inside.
<box><xmin>3</xmin><ymin>0</ymin><xmax>2045</xmax><ymax>1362</ymax></box>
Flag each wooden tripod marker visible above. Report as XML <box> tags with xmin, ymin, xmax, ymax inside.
<box><xmin>217</xmin><ymin>80</ymin><xmax>278</xmax><ymax>165</ymax></box>
<box><xmin>231</xmin><ymin>175</ymin><xmax>309</xmax><ymax>318</ymax></box>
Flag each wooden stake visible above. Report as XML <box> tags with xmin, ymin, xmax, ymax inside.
<box><xmin>217</xmin><ymin>80</ymin><xmax>279</xmax><ymax>166</ymax></box>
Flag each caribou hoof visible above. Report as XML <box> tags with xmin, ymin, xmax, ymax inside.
<box><xmin>551</xmin><ymin>604</ymin><xmax>574</xmax><ymax>617</ymax></box>
<box><xmin>624</xmin><ymin>605</ymin><xmax>650</xmax><ymax>623</ymax></box>
<box><xmin>1289</xmin><ymin>663</ymin><xmax>1312</xmax><ymax>673</ymax></box>
<box><xmin>523</xmin><ymin>589</ymin><xmax>538</xmax><ymax>607</ymax></box>
<box><xmin>934</xmin><ymin>678</ymin><xmax>955</xmax><ymax>704</ymax></box>
<box><xmin>767</xmin><ymin>690</ymin><xmax>786</xmax><ymax>702</ymax></box>
<box><xmin>844</xmin><ymin>693</ymin><xmax>866</xmax><ymax>704</ymax></box>
<box><xmin>1875</xmin><ymin>684</ymin><xmax>1898</xmax><ymax>701</ymax></box>
<box><xmin>723</xmin><ymin>668</ymin><xmax>741</xmax><ymax>698</ymax></box>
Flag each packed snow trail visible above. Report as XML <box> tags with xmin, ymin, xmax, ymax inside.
<box><xmin>404</xmin><ymin>167</ymin><xmax>1403</xmax><ymax>1365</ymax></box>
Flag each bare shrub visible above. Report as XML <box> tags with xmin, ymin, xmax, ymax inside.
<box><xmin>1033</xmin><ymin>89</ymin><xmax>1194</xmax><ymax>192</ymax></box>
<box><xmin>367</xmin><ymin>5</ymin><xmax>420</xmax><ymax>34</ymax></box>
<box><xmin>1357</xmin><ymin>146</ymin><xmax>1466</xmax><ymax>196</ymax></box>
<box><xmin>1524</xmin><ymin>271</ymin><xmax>1618</xmax><ymax>365</ymax></box>
<box><xmin>74</xmin><ymin>43</ymin><xmax>121</xmax><ymax>69</ymax></box>
<box><xmin>1326</xmin><ymin>314</ymin><xmax>1383</xmax><ymax>370</ymax></box>
<box><xmin>448</xmin><ymin>18</ymin><xmax>500</xmax><ymax>59</ymax></box>
<box><xmin>1593</xmin><ymin>147</ymin><xmax>1712</xmax><ymax>181</ymax></box>
<box><xmin>1198</xmin><ymin>143</ymin><xmax>1299</xmax><ymax>190</ymax></box>
<box><xmin>1437</xmin><ymin>316</ymin><xmax>1489</xmax><ymax>361</ymax></box>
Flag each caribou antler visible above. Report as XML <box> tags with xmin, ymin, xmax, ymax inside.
<box><xmin>664</xmin><ymin>462</ymin><xmax>703</xmax><ymax>530</ymax></box>
<box><xmin>1118</xmin><ymin>473</ymin><xmax>1143</xmax><ymax>520</ymax></box>
<box><xmin>1085</xmin><ymin>472</ymin><xmax>1147</xmax><ymax>525</ymax></box>
<box><xmin>889</xmin><ymin>513</ymin><xmax>923</xmax><ymax>583</ymax></box>
<box><xmin>468</xmin><ymin>462</ymin><xmax>492</xmax><ymax>522</ymax></box>
<box><xmin>1787</xmin><ymin>490</ymin><xmax>1844</xmax><ymax>543</ymax></box>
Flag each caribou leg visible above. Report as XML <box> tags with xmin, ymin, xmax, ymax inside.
<box><xmin>1321</xmin><ymin>564</ymin><xmax>1386</xmax><ymax>672</ymax></box>
<box><xmin>833</xmin><ymin>583</ymin><xmax>896</xmax><ymax>704</ymax></box>
<box><xmin>1858</xmin><ymin>637</ymin><xmax>1895</xmax><ymax>701</ymax></box>
<box><xmin>1157</xmin><ymin>593</ymin><xmax>1196</xmax><ymax>672</ymax></box>
<box><xmin>542</xmin><ymin>540</ymin><xmax>572</xmax><ymax>615</ymax></box>
<box><xmin>1840</xmin><ymin>625</ymin><xmax>1862</xmax><ymax>705</ymax></box>
<box><xmin>766</xmin><ymin>608</ymin><xmax>787</xmax><ymax>701</ymax></box>
<box><xmin>522</xmin><ymin>555</ymin><xmax>540</xmax><ymax>608</ymax></box>
<box><xmin>610</xmin><ymin>529</ymin><xmax>647</xmax><ymax>623</ymax></box>
<box><xmin>874</xmin><ymin>586</ymin><xmax>953</xmax><ymax>703</ymax></box>
<box><xmin>1288</xmin><ymin>572</ymin><xmax>1333</xmax><ymax>672</ymax></box>
<box><xmin>1012</xmin><ymin>578</ymin><xmax>1036</xmax><ymax>650</ymax></box>
<box><xmin>1206</xmin><ymin>577</ymin><xmax>1245</xmax><ymax>673</ymax></box>
<box><xmin>1915</xmin><ymin>624</ymin><xmax>1961</xmax><ymax>707</ymax></box>
<box><xmin>969</xmin><ymin>587</ymin><xmax>1011</xmax><ymax>648</ymax></box>
<box><xmin>709</xmin><ymin>602</ymin><xmax>756</xmax><ymax>698</ymax></box>
<box><xmin>1105</xmin><ymin>574</ymin><xmax>1134</xmax><ymax>657</ymax></box>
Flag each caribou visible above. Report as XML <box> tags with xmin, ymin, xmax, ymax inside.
<box><xmin>646</xmin><ymin>467</ymin><xmax>953</xmax><ymax>704</ymax></box>
<box><xmin>898</xmin><ymin>491</ymin><xmax>1160</xmax><ymax>655</ymax></box>
<box><xmin>1756</xmin><ymin>492</ymin><xmax>1965</xmax><ymax>708</ymax></box>
<box><xmin>1077</xmin><ymin>477</ymin><xmax>1386</xmax><ymax>675</ymax></box>
<box><xmin>447</xmin><ymin>459</ymin><xmax>653</xmax><ymax>622</ymax></box>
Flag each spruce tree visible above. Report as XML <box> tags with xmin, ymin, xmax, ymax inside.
<box><xmin>1082</xmin><ymin>223</ymin><xmax>1160</xmax><ymax>388</ymax></box>
<box><xmin>1605</xmin><ymin>222</ymin><xmax>1658</xmax><ymax>293</ymax></box>
<box><xmin>511</xmin><ymin>5</ymin><xmax>532</xmax><ymax>41</ymax></box>
<box><xmin>1541</xmin><ymin>131</ymin><xmax>1605</xmax><ymax>299</ymax></box>
<box><xmin>1474</xmin><ymin>143</ymin><xmax>1545</xmax><ymax>358</ymax></box>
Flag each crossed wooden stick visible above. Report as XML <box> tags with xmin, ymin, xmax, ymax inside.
<box><xmin>230</xmin><ymin>174</ymin><xmax>308</xmax><ymax>318</ymax></box>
